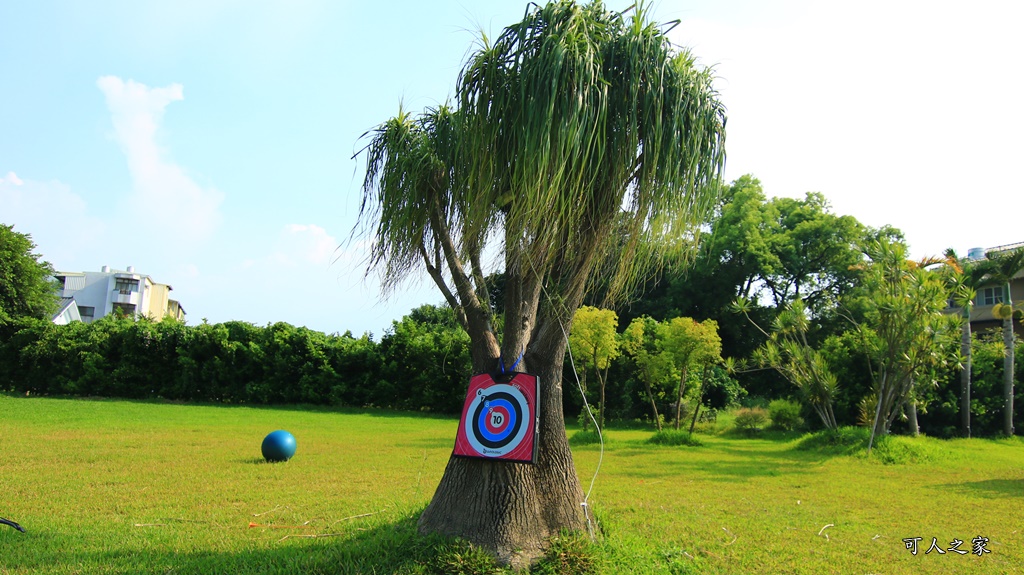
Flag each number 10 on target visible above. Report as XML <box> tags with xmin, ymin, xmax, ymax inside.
<box><xmin>453</xmin><ymin>372</ymin><xmax>540</xmax><ymax>464</ymax></box>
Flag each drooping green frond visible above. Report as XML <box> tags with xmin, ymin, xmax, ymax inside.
<box><xmin>357</xmin><ymin>0</ymin><xmax>727</xmax><ymax>323</ymax></box>
<box><xmin>456</xmin><ymin>0</ymin><xmax>726</xmax><ymax>298</ymax></box>
<box><xmin>358</xmin><ymin>106</ymin><xmax>463</xmax><ymax>293</ymax></box>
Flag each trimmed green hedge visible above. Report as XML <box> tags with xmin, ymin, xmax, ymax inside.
<box><xmin>0</xmin><ymin>304</ymin><xmax>472</xmax><ymax>413</ymax></box>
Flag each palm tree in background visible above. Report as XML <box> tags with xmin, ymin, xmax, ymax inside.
<box><xmin>978</xmin><ymin>247</ymin><xmax>1024</xmax><ymax>436</ymax></box>
<box><xmin>942</xmin><ymin>249</ymin><xmax>990</xmax><ymax>437</ymax></box>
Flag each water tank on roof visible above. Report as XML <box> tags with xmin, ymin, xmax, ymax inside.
<box><xmin>127</xmin><ymin>266</ymin><xmax>135</xmax><ymax>273</ymax></box>
<box><xmin>967</xmin><ymin>247</ymin><xmax>985</xmax><ymax>261</ymax></box>
<box><xmin>101</xmin><ymin>265</ymin><xmax>111</xmax><ymax>273</ymax></box>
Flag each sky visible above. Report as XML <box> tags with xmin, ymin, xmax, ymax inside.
<box><xmin>2</xmin><ymin>0</ymin><xmax>1022</xmax><ymax>337</ymax></box>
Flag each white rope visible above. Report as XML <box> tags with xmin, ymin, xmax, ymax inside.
<box><xmin>526</xmin><ymin>257</ymin><xmax>605</xmax><ymax>541</ymax></box>
<box><xmin>556</xmin><ymin>313</ymin><xmax>604</xmax><ymax>541</ymax></box>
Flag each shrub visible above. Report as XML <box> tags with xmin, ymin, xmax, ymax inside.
<box><xmin>648</xmin><ymin>429</ymin><xmax>703</xmax><ymax>447</ymax></box>
<box><xmin>768</xmin><ymin>399</ymin><xmax>804</xmax><ymax>431</ymax></box>
<box><xmin>733</xmin><ymin>407</ymin><xmax>768</xmax><ymax>434</ymax></box>
<box><xmin>569</xmin><ymin>429</ymin><xmax>603</xmax><ymax>446</ymax></box>
<box><xmin>795</xmin><ymin>426</ymin><xmax>869</xmax><ymax>454</ymax></box>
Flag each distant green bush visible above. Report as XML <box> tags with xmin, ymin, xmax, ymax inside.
<box><xmin>733</xmin><ymin>407</ymin><xmax>769</xmax><ymax>434</ymax></box>
<box><xmin>648</xmin><ymin>429</ymin><xmax>703</xmax><ymax>446</ymax></box>
<box><xmin>0</xmin><ymin>304</ymin><xmax>473</xmax><ymax>413</ymax></box>
<box><xmin>795</xmin><ymin>426</ymin><xmax>869</xmax><ymax>454</ymax></box>
<box><xmin>795</xmin><ymin>427</ymin><xmax>953</xmax><ymax>464</ymax></box>
<box><xmin>768</xmin><ymin>399</ymin><xmax>804</xmax><ymax>431</ymax></box>
<box><xmin>569</xmin><ymin>429</ymin><xmax>603</xmax><ymax>446</ymax></box>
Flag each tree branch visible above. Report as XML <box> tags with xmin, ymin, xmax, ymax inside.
<box><xmin>419</xmin><ymin>241</ymin><xmax>468</xmax><ymax>331</ymax></box>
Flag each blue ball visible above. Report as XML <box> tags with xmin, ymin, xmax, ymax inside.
<box><xmin>261</xmin><ymin>430</ymin><xmax>297</xmax><ymax>462</ymax></box>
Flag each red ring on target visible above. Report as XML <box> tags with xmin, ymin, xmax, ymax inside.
<box><xmin>486</xmin><ymin>405</ymin><xmax>511</xmax><ymax>434</ymax></box>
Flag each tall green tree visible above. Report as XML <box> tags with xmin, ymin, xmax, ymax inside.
<box><xmin>622</xmin><ymin>316</ymin><xmax>673</xmax><ymax>431</ymax></box>
<box><xmin>569</xmin><ymin>306</ymin><xmax>620</xmax><ymax>430</ymax></box>
<box><xmin>737</xmin><ymin>297</ymin><xmax>840</xmax><ymax>430</ymax></box>
<box><xmin>659</xmin><ymin>317</ymin><xmax>721</xmax><ymax>430</ymax></box>
<box><xmin>856</xmin><ymin>239</ymin><xmax>959</xmax><ymax>451</ymax></box>
<box><xmin>0</xmin><ymin>224</ymin><xmax>59</xmax><ymax>326</ymax></box>
<box><xmin>618</xmin><ymin>177</ymin><xmax>886</xmax><ymax>400</ymax></box>
<box><xmin>356</xmin><ymin>1</ymin><xmax>726</xmax><ymax>564</ymax></box>
<box><xmin>941</xmin><ymin>249</ymin><xmax>990</xmax><ymax>437</ymax></box>
<box><xmin>979</xmin><ymin>247</ymin><xmax>1024</xmax><ymax>436</ymax></box>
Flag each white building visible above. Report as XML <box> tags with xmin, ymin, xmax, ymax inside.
<box><xmin>54</xmin><ymin>265</ymin><xmax>186</xmax><ymax>323</ymax></box>
<box><xmin>52</xmin><ymin>297</ymin><xmax>82</xmax><ymax>325</ymax></box>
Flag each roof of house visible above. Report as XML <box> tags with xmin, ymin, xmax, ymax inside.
<box><xmin>987</xmin><ymin>241</ymin><xmax>1024</xmax><ymax>254</ymax></box>
<box><xmin>52</xmin><ymin>297</ymin><xmax>78</xmax><ymax>320</ymax></box>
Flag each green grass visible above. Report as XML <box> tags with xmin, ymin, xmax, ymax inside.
<box><xmin>1</xmin><ymin>394</ymin><xmax>1021</xmax><ymax>574</ymax></box>
<box><xmin>646</xmin><ymin>429</ymin><xmax>703</xmax><ymax>447</ymax></box>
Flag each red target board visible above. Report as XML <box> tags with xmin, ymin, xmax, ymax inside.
<box><xmin>453</xmin><ymin>372</ymin><xmax>540</xmax><ymax>464</ymax></box>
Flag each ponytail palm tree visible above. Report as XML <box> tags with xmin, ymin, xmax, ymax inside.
<box><xmin>357</xmin><ymin>1</ymin><xmax>726</xmax><ymax>566</ymax></box>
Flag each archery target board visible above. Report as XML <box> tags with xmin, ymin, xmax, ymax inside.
<box><xmin>453</xmin><ymin>372</ymin><xmax>540</xmax><ymax>463</ymax></box>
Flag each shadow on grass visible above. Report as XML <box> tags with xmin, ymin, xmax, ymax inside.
<box><xmin>13</xmin><ymin>513</ymin><xmax>509</xmax><ymax>575</ymax></box>
<box><xmin>0</xmin><ymin>392</ymin><xmax>461</xmax><ymax>421</ymax></box>
<box><xmin>399</xmin><ymin>437</ymin><xmax>458</xmax><ymax>450</ymax></box>
<box><xmin>607</xmin><ymin>443</ymin><xmax>821</xmax><ymax>483</ymax></box>
<box><xmin>939</xmin><ymin>478</ymin><xmax>1024</xmax><ymax>499</ymax></box>
<box><xmin>717</xmin><ymin>428</ymin><xmax>805</xmax><ymax>442</ymax></box>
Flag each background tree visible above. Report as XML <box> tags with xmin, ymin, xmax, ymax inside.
<box><xmin>622</xmin><ymin>316</ymin><xmax>674</xmax><ymax>431</ymax></box>
<box><xmin>0</xmin><ymin>224</ymin><xmax>58</xmax><ymax>326</ymax></box>
<box><xmin>569</xmin><ymin>306</ymin><xmax>620</xmax><ymax>430</ymax></box>
<box><xmin>979</xmin><ymin>247</ymin><xmax>1024</xmax><ymax>436</ymax></box>
<box><xmin>618</xmin><ymin>177</ymin><xmax>889</xmax><ymax>400</ymax></box>
<box><xmin>356</xmin><ymin>1</ymin><xmax>726</xmax><ymax>565</ymax></box>
<box><xmin>685</xmin><ymin>320</ymin><xmax>723</xmax><ymax>433</ymax></box>
<box><xmin>736</xmin><ymin>297</ymin><xmax>839</xmax><ymax>429</ymax></box>
<box><xmin>855</xmin><ymin>239</ymin><xmax>959</xmax><ymax>451</ymax></box>
<box><xmin>659</xmin><ymin>317</ymin><xmax>721</xmax><ymax>429</ymax></box>
<box><xmin>941</xmin><ymin>249</ymin><xmax>990</xmax><ymax>437</ymax></box>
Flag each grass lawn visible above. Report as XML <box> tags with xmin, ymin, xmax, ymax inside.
<box><xmin>0</xmin><ymin>393</ymin><xmax>1021</xmax><ymax>574</ymax></box>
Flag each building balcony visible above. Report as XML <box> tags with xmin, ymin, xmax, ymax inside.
<box><xmin>111</xmin><ymin>289</ymin><xmax>140</xmax><ymax>305</ymax></box>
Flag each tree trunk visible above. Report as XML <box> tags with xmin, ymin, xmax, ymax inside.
<box><xmin>907</xmin><ymin>399</ymin><xmax>919</xmax><ymax>437</ymax></box>
<box><xmin>417</xmin><ymin>321</ymin><xmax>586</xmax><ymax>569</ymax></box>
<box><xmin>960</xmin><ymin>315</ymin><xmax>972</xmax><ymax>437</ymax></box>
<box><xmin>643</xmin><ymin>377</ymin><xmax>662</xmax><ymax>432</ymax></box>
<box><xmin>673</xmin><ymin>367</ymin><xmax>687</xmax><ymax>430</ymax></box>
<box><xmin>688</xmin><ymin>365</ymin><xmax>710</xmax><ymax>434</ymax></box>
<box><xmin>579</xmin><ymin>368</ymin><xmax>589</xmax><ymax>432</ymax></box>
<box><xmin>867</xmin><ymin>383</ymin><xmax>886</xmax><ymax>454</ymax></box>
<box><xmin>1004</xmin><ymin>315</ymin><xmax>1015</xmax><ymax>437</ymax></box>
<box><xmin>598</xmin><ymin>368</ymin><xmax>607</xmax><ymax>430</ymax></box>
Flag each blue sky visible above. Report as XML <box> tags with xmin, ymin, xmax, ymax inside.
<box><xmin>2</xmin><ymin>0</ymin><xmax>1022</xmax><ymax>336</ymax></box>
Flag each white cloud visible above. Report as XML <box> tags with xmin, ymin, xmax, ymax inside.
<box><xmin>0</xmin><ymin>174</ymin><xmax>105</xmax><ymax>266</ymax></box>
<box><xmin>670</xmin><ymin>1</ymin><xmax>1024</xmax><ymax>258</ymax></box>
<box><xmin>97</xmin><ymin>75</ymin><xmax>223</xmax><ymax>243</ymax></box>
<box><xmin>271</xmin><ymin>223</ymin><xmax>341</xmax><ymax>267</ymax></box>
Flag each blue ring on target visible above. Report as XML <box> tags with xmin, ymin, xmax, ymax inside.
<box><xmin>470</xmin><ymin>389</ymin><xmax>526</xmax><ymax>450</ymax></box>
<box><xmin>477</xmin><ymin>398</ymin><xmax>517</xmax><ymax>442</ymax></box>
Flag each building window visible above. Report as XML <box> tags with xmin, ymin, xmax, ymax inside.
<box><xmin>111</xmin><ymin>303</ymin><xmax>136</xmax><ymax>316</ymax></box>
<box><xmin>114</xmin><ymin>278</ymin><xmax>139</xmax><ymax>294</ymax></box>
<box><xmin>79</xmin><ymin>306</ymin><xmax>95</xmax><ymax>318</ymax></box>
<box><xmin>980</xmin><ymin>287</ymin><xmax>1004</xmax><ymax>306</ymax></box>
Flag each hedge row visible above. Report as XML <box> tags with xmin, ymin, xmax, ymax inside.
<box><xmin>0</xmin><ymin>305</ymin><xmax>472</xmax><ymax>413</ymax></box>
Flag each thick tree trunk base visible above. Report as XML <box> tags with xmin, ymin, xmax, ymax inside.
<box><xmin>418</xmin><ymin>429</ymin><xmax>586</xmax><ymax>568</ymax></box>
<box><xmin>418</xmin><ymin>353</ymin><xmax>587</xmax><ymax>569</ymax></box>
<box><xmin>418</xmin><ymin>437</ymin><xmax>586</xmax><ymax>568</ymax></box>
